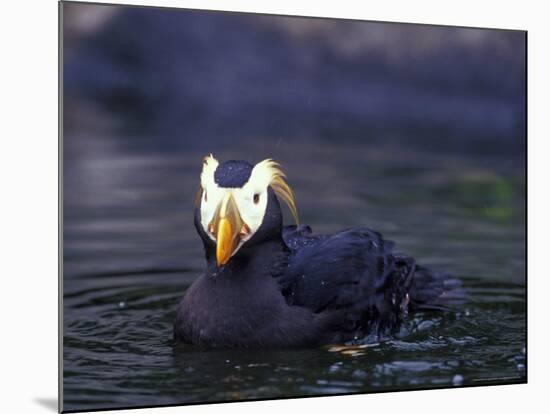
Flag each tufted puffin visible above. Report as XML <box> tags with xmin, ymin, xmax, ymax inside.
<box><xmin>174</xmin><ymin>155</ymin><xmax>463</xmax><ymax>348</ymax></box>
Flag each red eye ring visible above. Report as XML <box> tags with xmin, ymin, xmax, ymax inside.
<box><xmin>253</xmin><ymin>194</ymin><xmax>260</xmax><ymax>204</ymax></box>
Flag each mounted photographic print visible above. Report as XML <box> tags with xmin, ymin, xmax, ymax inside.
<box><xmin>60</xmin><ymin>1</ymin><xmax>527</xmax><ymax>412</ymax></box>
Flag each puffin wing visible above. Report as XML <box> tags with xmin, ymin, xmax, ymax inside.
<box><xmin>280</xmin><ymin>225</ymin><xmax>463</xmax><ymax>336</ymax></box>
<box><xmin>280</xmin><ymin>225</ymin><xmax>404</xmax><ymax>313</ymax></box>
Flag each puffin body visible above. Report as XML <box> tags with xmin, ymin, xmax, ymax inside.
<box><xmin>174</xmin><ymin>156</ymin><xmax>463</xmax><ymax>348</ymax></box>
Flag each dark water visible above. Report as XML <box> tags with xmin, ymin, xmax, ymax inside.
<box><xmin>62</xmin><ymin>131</ymin><xmax>526</xmax><ymax>411</ymax></box>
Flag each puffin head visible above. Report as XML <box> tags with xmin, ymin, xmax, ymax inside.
<box><xmin>194</xmin><ymin>154</ymin><xmax>299</xmax><ymax>267</ymax></box>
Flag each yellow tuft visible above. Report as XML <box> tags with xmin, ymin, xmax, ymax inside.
<box><xmin>255</xmin><ymin>159</ymin><xmax>299</xmax><ymax>224</ymax></box>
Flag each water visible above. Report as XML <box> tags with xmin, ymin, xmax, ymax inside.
<box><xmin>62</xmin><ymin>132</ymin><xmax>525</xmax><ymax>412</ymax></box>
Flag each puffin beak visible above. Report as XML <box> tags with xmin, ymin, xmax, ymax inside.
<box><xmin>209</xmin><ymin>192</ymin><xmax>250</xmax><ymax>266</ymax></box>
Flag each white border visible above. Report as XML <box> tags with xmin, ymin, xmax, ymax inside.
<box><xmin>2</xmin><ymin>1</ymin><xmax>548</xmax><ymax>413</ymax></box>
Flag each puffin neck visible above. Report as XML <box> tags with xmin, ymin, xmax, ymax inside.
<box><xmin>207</xmin><ymin>235</ymin><xmax>288</xmax><ymax>279</ymax></box>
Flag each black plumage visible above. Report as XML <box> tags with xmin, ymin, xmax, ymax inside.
<box><xmin>214</xmin><ymin>160</ymin><xmax>253</xmax><ymax>187</ymax></box>
<box><xmin>174</xmin><ymin>161</ymin><xmax>463</xmax><ymax>348</ymax></box>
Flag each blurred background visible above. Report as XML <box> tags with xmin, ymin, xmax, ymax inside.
<box><xmin>62</xmin><ymin>2</ymin><xmax>526</xmax><ymax>411</ymax></box>
<box><xmin>64</xmin><ymin>3</ymin><xmax>525</xmax><ymax>152</ymax></box>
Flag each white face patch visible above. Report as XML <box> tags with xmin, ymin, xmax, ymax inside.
<box><xmin>198</xmin><ymin>155</ymin><xmax>297</xmax><ymax>259</ymax></box>
<box><xmin>199</xmin><ymin>155</ymin><xmax>224</xmax><ymax>240</ymax></box>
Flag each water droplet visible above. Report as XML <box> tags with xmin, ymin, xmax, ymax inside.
<box><xmin>521</xmin><ymin>347</ymin><xmax>526</xmax><ymax>355</ymax></box>
<box><xmin>517</xmin><ymin>363</ymin><xmax>525</xmax><ymax>371</ymax></box>
<box><xmin>417</xmin><ymin>320</ymin><xmax>435</xmax><ymax>331</ymax></box>
<box><xmin>118</xmin><ymin>301</ymin><xmax>126</xmax><ymax>309</ymax></box>
<box><xmin>352</xmin><ymin>369</ymin><xmax>368</xmax><ymax>379</ymax></box>
<box><xmin>452</xmin><ymin>374</ymin><xmax>464</xmax><ymax>386</ymax></box>
<box><xmin>328</xmin><ymin>363</ymin><xmax>341</xmax><ymax>373</ymax></box>
<box><xmin>225</xmin><ymin>359</ymin><xmax>230</xmax><ymax>363</ymax></box>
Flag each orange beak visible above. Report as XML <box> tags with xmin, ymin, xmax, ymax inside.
<box><xmin>215</xmin><ymin>216</ymin><xmax>236</xmax><ymax>266</ymax></box>
<box><xmin>209</xmin><ymin>192</ymin><xmax>249</xmax><ymax>266</ymax></box>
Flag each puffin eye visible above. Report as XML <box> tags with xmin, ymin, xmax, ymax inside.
<box><xmin>253</xmin><ymin>193</ymin><xmax>260</xmax><ymax>204</ymax></box>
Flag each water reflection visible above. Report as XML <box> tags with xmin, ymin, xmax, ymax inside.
<box><xmin>63</xmin><ymin>133</ymin><xmax>525</xmax><ymax>411</ymax></box>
